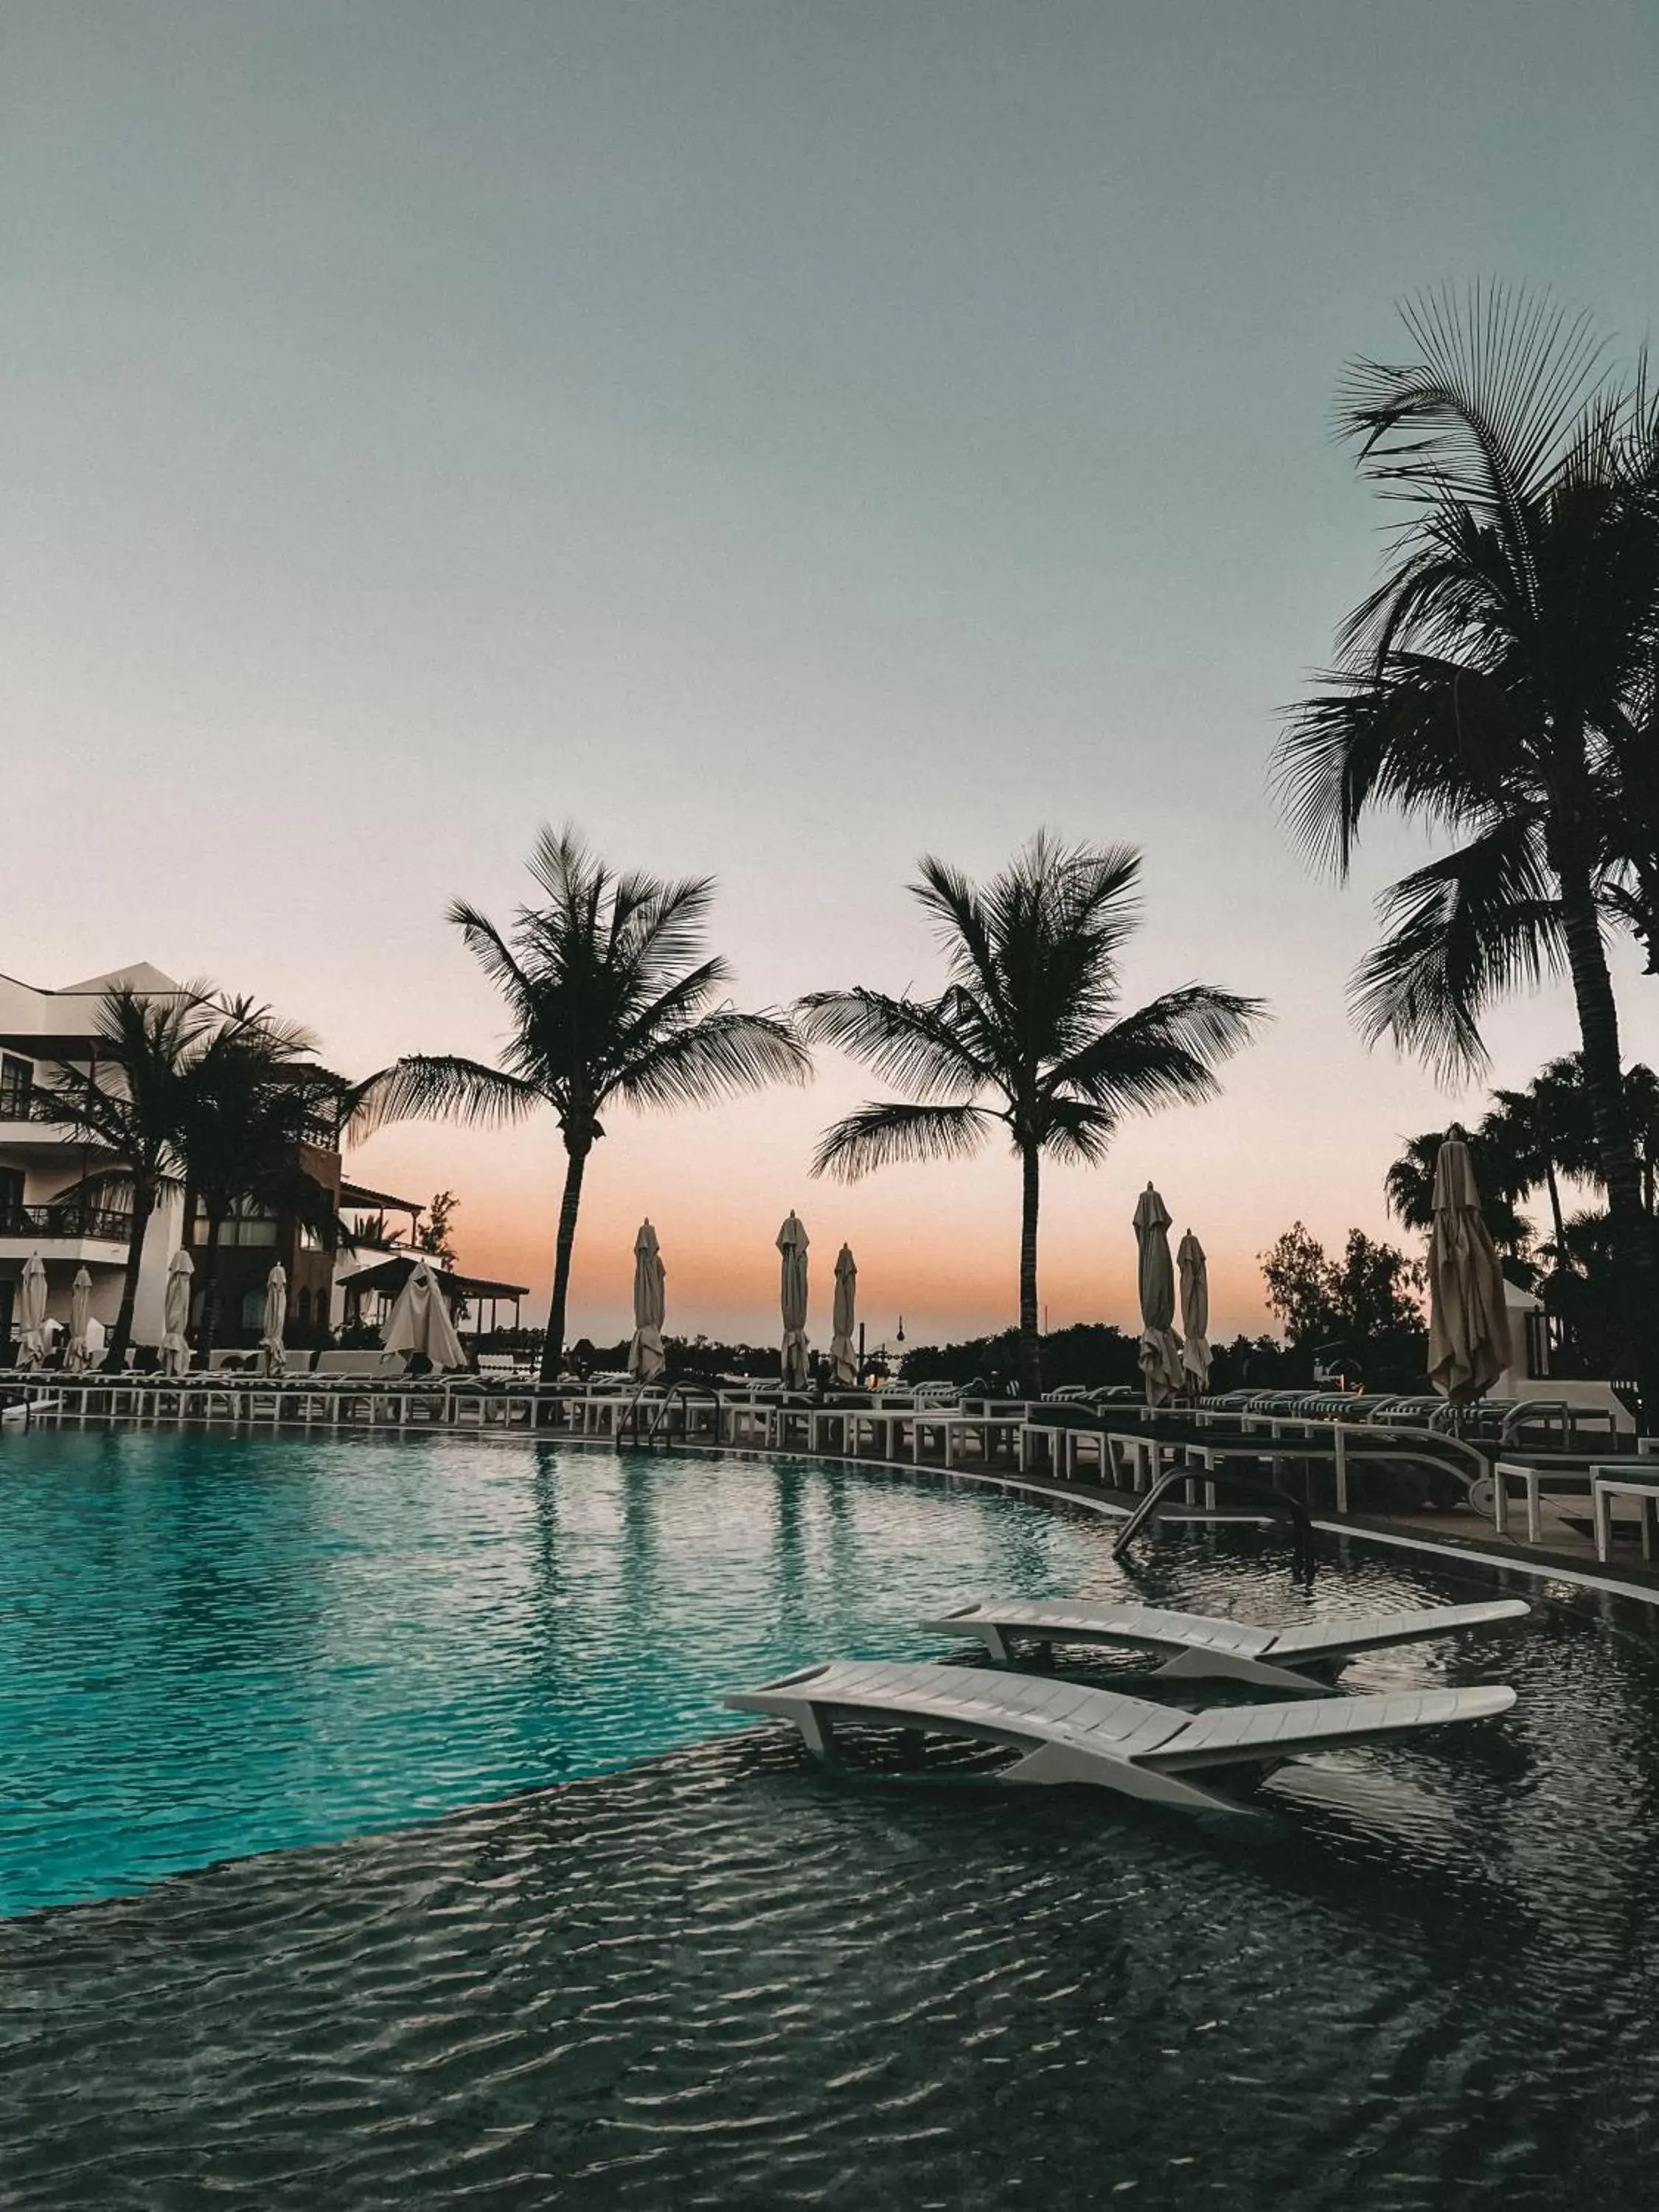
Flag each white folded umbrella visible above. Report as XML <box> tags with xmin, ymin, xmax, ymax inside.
<box><xmin>830</xmin><ymin>1243</ymin><xmax>858</xmax><ymax>1385</ymax></box>
<box><xmin>1134</xmin><ymin>1183</ymin><xmax>1184</xmax><ymax>1407</ymax></box>
<box><xmin>381</xmin><ymin>1259</ymin><xmax>467</xmax><ymax>1372</ymax></box>
<box><xmin>260</xmin><ymin>1262</ymin><xmax>288</xmax><ymax>1377</ymax></box>
<box><xmin>1427</xmin><ymin>1136</ymin><xmax>1512</xmax><ymax>1402</ymax></box>
<box><xmin>778</xmin><ymin>1211</ymin><xmax>810</xmax><ymax>1388</ymax></box>
<box><xmin>66</xmin><ymin>1265</ymin><xmax>94</xmax><ymax>1372</ymax></box>
<box><xmin>1178</xmin><ymin>1231</ymin><xmax>1211</xmax><ymax>1391</ymax></box>
<box><xmin>15</xmin><ymin>1254</ymin><xmax>49</xmax><ymax>1369</ymax></box>
<box><xmin>159</xmin><ymin>1249</ymin><xmax>193</xmax><ymax>1374</ymax></box>
<box><xmin>627</xmin><ymin>1220</ymin><xmax>667</xmax><ymax>1380</ymax></box>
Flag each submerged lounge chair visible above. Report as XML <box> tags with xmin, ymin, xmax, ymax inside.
<box><xmin>727</xmin><ymin>1659</ymin><xmax>1514</xmax><ymax>1815</ymax></box>
<box><xmin>922</xmin><ymin>1596</ymin><xmax>1530</xmax><ymax>1694</ymax></box>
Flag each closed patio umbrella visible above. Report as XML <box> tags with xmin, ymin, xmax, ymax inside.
<box><xmin>627</xmin><ymin>1220</ymin><xmax>667</xmax><ymax>1380</ymax></box>
<box><xmin>1178</xmin><ymin>1231</ymin><xmax>1211</xmax><ymax>1393</ymax></box>
<box><xmin>260</xmin><ymin>1262</ymin><xmax>288</xmax><ymax>1376</ymax></box>
<box><xmin>66</xmin><ymin>1266</ymin><xmax>94</xmax><ymax>1371</ymax></box>
<box><xmin>381</xmin><ymin>1259</ymin><xmax>467</xmax><ymax>1372</ymax></box>
<box><xmin>15</xmin><ymin>1254</ymin><xmax>49</xmax><ymax>1369</ymax></box>
<box><xmin>778</xmin><ymin>1211</ymin><xmax>810</xmax><ymax>1388</ymax></box>
<box><xmin>1134</xmin><ymin>1184</ymin><xmax>1183</xmax><ymax>1407</ymax></box>
<box><xmin>1427</xmin><ymin>1135</ymin><xmax>1512</xmax><ymax>1402</ymax></box>
<box><xmin>159</xmin><ymin>1249</ymin><xmax>193</xmax><ymax>1374</ymax></box>
<box><xmin>830</xmin><ymin>1243</ymin><xmax>858</xmax><ymax>1385</ymax></box>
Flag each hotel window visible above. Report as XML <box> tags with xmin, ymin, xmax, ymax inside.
<box><xmin>192</xmin><ymin>1197</ymin><xmax>279</xmax><ymax>1248</ymax></box>
<box><xmin>0</xmin><ymin>1054</ymin><xmax>33</xmax><ymax>1119</ymax></box>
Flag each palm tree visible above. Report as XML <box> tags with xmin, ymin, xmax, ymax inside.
<box><xmin>32</xmin><ymin>984</ymin><xmax>215</xmax><ymax>1370</ymax></box>
<box><xmin>1506</xmin><ymin>1054</ymin><xmax>1659</xmax><ymax>1233</ymax></box>
<box><xmin>173</xmin><ymin>1000</ymin><xmax>358</xmax><ymax>1363</ymax></box>
<box><xmin>1276</xmin><ymin>285</ymin><xmax>1659</xmax><ymax>1416</ymax></box>
<box><xmin>363</xmin><ymin>826</ymin><xmax>811</xmax><ymax>1382</ymax></box>
<box><xmin>796</xmin><ymin>835</ymin><xmax>1264</xmax><ymax>1396</ymax></box>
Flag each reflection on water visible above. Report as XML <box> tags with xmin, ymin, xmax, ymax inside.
<box><xmin>1</xmin><ymin>1431</ymin><xmax>1118</xmax><ymax>1916</ymax></box>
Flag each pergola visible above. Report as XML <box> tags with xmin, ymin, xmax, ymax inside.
<box><xmin>338</xmin><ymin>1181</ymin><xmax>427</xmax><ymax>1242</ymax></box>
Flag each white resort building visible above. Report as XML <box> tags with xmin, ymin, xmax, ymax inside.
<box><xmin>0</xmin><ymin>961</ymin><xmax>525</xmax><ymax>1359</ymax></box>
<box><xmin>0</xmin><ymin>962</ymin><xmax>188</xmax><ymax>1352</ymax></box>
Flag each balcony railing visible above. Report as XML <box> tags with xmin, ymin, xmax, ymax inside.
<box><xmin>0</xmin><ymin>1085</ymin><xmax>34</xmax><ymax>1121</ymax></box>
<box><xmin>0</xmin><ymin>1203</ymin><xmax>133</xmax><ymax>1242</ymax></box>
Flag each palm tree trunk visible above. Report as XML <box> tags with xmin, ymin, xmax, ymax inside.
<box><xmin>540</xmin><ymin>1139</ymin><xmax>590</xmax><ymax>1384</ymax></box>
<box><xmin>1555</xmin><ymin>868</ymin><xmax>1658</xmax><ymax>1423</ymax></box>
<box><xmin>103</xmin><ymin>1178</ymin><xmax>155</xmax><ymax>1371</ymax></box>
<box><xmin>1017</xmin><ymin>1141</ymin><xmax>1041</xmax><ymax>1398</ymax></box>
<box><xmin>194</xmin><ymin>1214</ymin><xmax>226</xmax><ymax>1367</ymax></box>
<box><xmin>1544</xmin><ymin>1164</ymin><xmax>1567</xmax><ymax>1253</ymax></box>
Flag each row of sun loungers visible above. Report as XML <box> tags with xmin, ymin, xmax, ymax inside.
<box><xmin>728</xmin><ymin>1596</ymin><xmax>1527</xmax><ymax>1815</ymax></box>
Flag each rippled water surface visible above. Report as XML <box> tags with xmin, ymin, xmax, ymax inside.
<box><xmin>1</xmin><ymin>1429</ymin><xmax>1109</xmax><ymax>1914</ymax></box>
<box><xmin>4</xmin><ymin>1430</ymin><xmax>1659</xmax><ymax>2208</ymax></box>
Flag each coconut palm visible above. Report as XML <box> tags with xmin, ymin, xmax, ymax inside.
<box><xmin>1503</xmin><ymin>1055</ymin><xmax>1659</xmax><ymax>1229</ymax></box>
<box><xmin>1276</xmin><ymin>285</ymin><xmax>1659</xmax><ymax>1414</ymax></box>
<box><xmin>31</xmin><ymin>983</ymin><xmax>213</xmax><ymax>1370</ymax></box>
<box><xmin>797</xmin><ymin>835</ymin><xmax>1264</xmax><ymax>1396</ymax></box>
<box><xmin>363</xmin><ymin>826</ymin><xmax>811</xmax><ymax>1382</ymax></box>
<box><xmin>174</xmin><ymin>1001</ymin><xmax>364</xmax><ymax>1364</ymax></box>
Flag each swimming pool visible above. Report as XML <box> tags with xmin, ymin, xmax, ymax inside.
<box><xmin>1</xmin><ymin>1427</ymin><xmax>1110</xmax><ymax>1915</ymax></box>
<box><xmin>7</xmin><ymin>1430</ymin><xmax>1659</xmax><ymax>2208</ymax></box>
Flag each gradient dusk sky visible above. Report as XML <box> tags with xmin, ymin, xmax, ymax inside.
<box><xmin>5</xmin><ymin>2</ymin><xmax>1659</xmax><ymax>1348</ymax></box>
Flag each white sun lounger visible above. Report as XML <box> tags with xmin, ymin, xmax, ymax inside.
<box><xmin>922</xmin><ymin>1596</ymin><xmax>1531</xmax><ymax>1694</ymax></box>
<box><xmin>727</xmin><ymin>1659</ymin><xmax>1514</xmax><ymax>1815</ymax></box>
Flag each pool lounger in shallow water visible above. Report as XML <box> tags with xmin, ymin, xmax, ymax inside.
<box><xmin>726</xmin><ymin>1660</ymin><xmax>1516</xmax><ymax>1815</ymax></box>
<box><xmin>922</xmin><ymin>1597</ymin><xmax>1531</xmax><ymax>1694</ymax></box>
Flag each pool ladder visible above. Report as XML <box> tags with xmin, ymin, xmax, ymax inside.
<box><xmin>1113</xmin><ymin>1464</ymin><xmax>1315</xmax><ymax>1582</ymax></box>
<box><xmin>616</xmin><ymin>1378</ymin><xmax>720</xmax><ymax>1451</ymax></box>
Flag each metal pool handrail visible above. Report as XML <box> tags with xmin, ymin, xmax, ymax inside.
<box><xmin>1113</xmin><ymin>1465</ymin><xmax>1314</xmax><ymax>1578</ymax></box>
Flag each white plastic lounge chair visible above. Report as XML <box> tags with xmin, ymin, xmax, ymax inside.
<box><xmin>727</xmin><ymin>1659</ymin><xmax>1514</xmax><ymax>1815</ymax></box>
<box><xmin>922</xmin><ymin>1596</ymin><xmax>1530</xmax><ymax>1694</ymax></box>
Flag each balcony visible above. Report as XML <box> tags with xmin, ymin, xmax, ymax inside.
<box><xmin>0</xmin><ymin>1201</ymin><xmax>133</xmax><ymax>1259</ymax></box>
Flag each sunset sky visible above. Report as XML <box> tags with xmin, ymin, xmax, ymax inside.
<box><xmin>6</xmin><ymin>2</ymin><xmax>1658</xmax><ymax>1348</ymax></box>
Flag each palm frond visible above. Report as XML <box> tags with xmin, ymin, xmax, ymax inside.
<box><xmin>447</xmin><ymin>900</ymin><xmax>540</xmax><ymax>1023</ymax></box>
<box><xmin>810</xmin><ymin>1101</ymin><xmax>995</xmax><ymax>1181</ymax></box>
<box><xmin>1048</xmin><ymin>986</ymin><xmax>1267</xmax><ymax>1113</ymax></box>
<box><xmin>1277</xmin><ymin>658</ymin><xmax>1524</xmax><ymax>875</ymax></box>
<box><xmin>1340</xmin><ymin>283</ymin><xmax>1611</xmax><ymax>537</ymax></box>
<box><xmin>601</xmin><ymin>957</ymin><xmax>734</xmax><ymax>1077</ymax></box>
<box><xmin>206</xmin><ymin>994</ymin><xmax>319</xmax><ymax>1062</ymax></box>
<box><xmin>361</xmin><ymin>1054</ymin><xmax>544</xmax><ymax>1130</ymax></box>
<box><xmin>1037</xmin><ymin>1096</ymin><xmax>1119</xmax><ymax>1166</ymax></box>
<box><xmin>911</xmin><ymin>855</ymin><xmax>1012</xmax><ymax>1027</ymax></box>
<box><xmin>1351</xmin><ymin>821</ymin><xmax>1564</xmax><ymax>1077</ymax></box>
<box><xmin>795</xmin><ymin>987</ymin><xmax>990</xmax><ymax>1098</ymax></box>
<box><xmin>611</xmin><ymin>1009</ymin><xmax>810</xmax><ymax>1111</ymax></box>
<box><xmin>609</xmin><ymin>870</ymin><xmax>720</xmax><ymax>982</ymax></box>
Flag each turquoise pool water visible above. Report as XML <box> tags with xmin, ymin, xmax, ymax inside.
<box><xmin>11</xmin><ymin>1427</ymin><xmax>1659</xmax><ymax>2205</ymax></box>
<box><xmin>0</xmin><ymin>1428</ymin><xmax>1106</xmax><ymax>1916</ymax></box>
